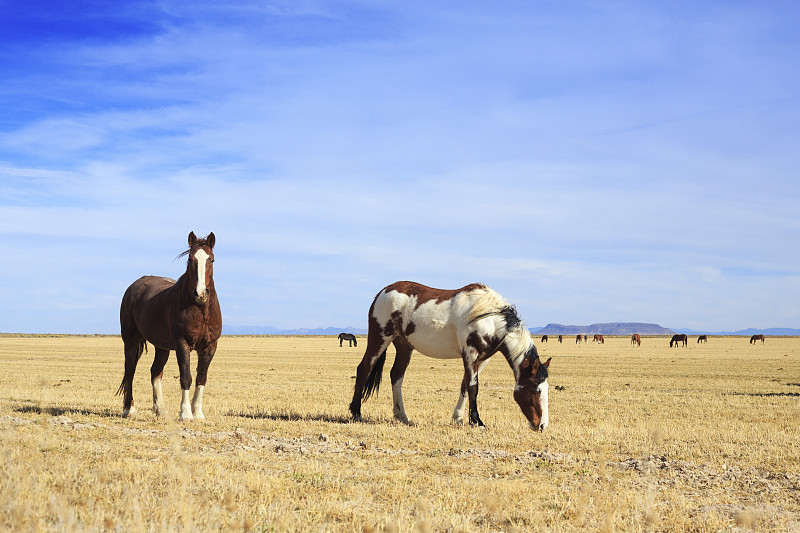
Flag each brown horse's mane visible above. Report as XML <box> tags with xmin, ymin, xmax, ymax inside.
<box><xmin>174</xmin><ymin>238</ymin><xmax>213</xmax><ymax>262</ymax></box>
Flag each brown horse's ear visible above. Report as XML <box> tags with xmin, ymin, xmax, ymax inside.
<box><xmin>207</xmin><ymin>232</ymin><xmax>215</xmax><ymax>249</ymax></box>
<box><xmin>543</xmin><ymin>357</ymin><xmax>551</xmax><ymax>367</ymax></box>
<box><xmin>188</xmin><ymin>231</ymin><xmax>197</xmax><ymax>247</ymax></box>
<box><xmin>520</xmin><ymin>354</ymin><xmax>531</xmax><ymax>369</ymax></box>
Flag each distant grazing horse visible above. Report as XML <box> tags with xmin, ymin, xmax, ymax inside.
<box><xmin>631</xmin><ymin>334</ymin><xmax>641</xmax><ymax>347</ymax></box>
<box><xmin>558</xmin><ymin>335</ymin><xmax>563</xmax><ymax>343</ymax></box>
<box><xmin>339</xmin><ymin>333</ymin><xmax>358</xmax><ymax>347</ymax></box>
<box><xmin>576</xmin><ymin>334</ymin><xmax>582</xmax><ymax>344</ymax></box>
<box><xmin>670</xmin><ymin>334</ymin><xmax>688</xmax><ymax>347</ymax></box>
<box><xmin>541</xmin><ymin>335</ymin><xmax>548</xmax><ymax>343</ymax></box>
<box><xmin>349</xmin><ymin>281</ymin><xmax>551</xmax><ymax>430</ymax></box>
<box><xmin>118</xmin><ymin>232</ymin><xmax>221</xmax><ymax>420</ymax></box>
<box><xmin>584</xmin><ymin>335</ymin><xmax>588</xmax><ymax>342</ymax></box>
<box><xmin>593</xmin><ymin>334</ymin><xmax>604</xmax><ymax>344</ymax></box>
<box><xmin>697</xmin><ymin>335</ymin><xmax>708</xmax><ymax>343</ymax></box>
<box><xmin>750</xmin><ymin>334</ymin><xmax>765</xmax><ymax>344</ymax></box>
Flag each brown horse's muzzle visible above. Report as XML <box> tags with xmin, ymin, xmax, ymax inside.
<box><xmin>194</xmin><ymin>289</ymin><xmax>210</xmax><ymax>304</ymax></box>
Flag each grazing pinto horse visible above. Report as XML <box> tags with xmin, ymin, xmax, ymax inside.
<box><xmin>593</xmin><ymin>334</ymin><xmax>604</xmax><ymax>344</ymax></box>
<box><xmin>541</xmin><ymin>335</ymin><xmax>548</xmax><ymax>343</ymax></box>
<box><xmin>349</xmin><ymin>282</ymin><xmax>551</xmax><ymax>430</ymax></box>
<box><xmin>118</xmin><ymin>232</ymin><xmax>221</xmax><ymax>420</ymax></box>
<box><xmin>750</xmin><ymin>334</ymin><xmax>765</xmax><ymax>344</ymax></box>
<box><xmin>338</xmin><ymin>333</ymin><xmax>358</xmax><ymax>347</ymax></box>
<box><xmin>697</xmin><ymin>335</ymin><xmax>708</xmax><ymax>343</ymax></box>
<box><xmin>631</xmin><ymin>334</ymin><xmax>641</xmax><ymax>347</ymax></box>
<box><xmin>670</xmin><ymin>334</ymin><xmax>688</xmax><ymax>348</ymax></box>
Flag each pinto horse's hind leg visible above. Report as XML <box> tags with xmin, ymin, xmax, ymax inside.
<box><xmin>150</xmin><ymin>347</ymin><xmax>169</xmax><ymax>417</ymax></box>
<box><xmin>389</xmin><ymin>338</ymin><xmax>413</xmax><ymax>425</ymax></box>
<box><xmin>350</xmin><ymin>333</ymin><xmax>393</xmax><ymax>421</ymax></box>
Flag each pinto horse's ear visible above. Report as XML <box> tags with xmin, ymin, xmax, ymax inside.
<box><xmin>543</xmin><ymin>357</ymin><xmax>551</xmax><ymax>367</ymax></box>
<box><xmin>207</xmin><ymin>232</ymin><xmax>215</xmax><ymax>249</ymax></box>
<box><xmin>188</xmin><ymin>231</ymin><xmax>197</xmax><ymax>247</ymax></box>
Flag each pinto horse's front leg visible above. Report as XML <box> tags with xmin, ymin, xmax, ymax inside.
<box><xmin>456</xmin><ymin>348</ymin><xmax>488</xmax><ymax>428</ymax></box>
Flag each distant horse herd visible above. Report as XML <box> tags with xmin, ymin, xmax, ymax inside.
<box><xmin>112</xmin><ymin>231</ymin><xmax>771</xmax><ymax>432</ymax></box>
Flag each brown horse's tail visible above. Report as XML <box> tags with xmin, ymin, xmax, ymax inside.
<box><xmin>361</xmin><ymin>349</ymin><xmax>387</xmax><ymax>401</ymax></box>
<box><xmin>116</xmin><ymin>340</ymin><xmax>146</xmax><ymax>397</ymax></box>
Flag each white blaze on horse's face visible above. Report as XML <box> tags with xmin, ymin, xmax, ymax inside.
<box><xmin>193</xmin><ymin>248</ymin><xmax>210</xmax><ymax>303</ymax></box>
<box><xmin>537</xmin><ymin>380</ymin><xmax>549</xmax><ymax>431</ymax></box>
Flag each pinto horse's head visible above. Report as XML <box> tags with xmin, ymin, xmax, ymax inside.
<box><xmin>513</xmin><ymin>354</ymin><xmax>551</xmax><ymax>431</ymax></box>
<box><xmin>184</xmin><ymin>231</ymin><xmax>216</xmax><ymax>304</ymax></box>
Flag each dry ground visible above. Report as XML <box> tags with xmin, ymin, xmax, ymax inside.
<box><xmin>1</xmin><ymin>334</ymin><xmax>799</xmax><ymax>532</ymax></box>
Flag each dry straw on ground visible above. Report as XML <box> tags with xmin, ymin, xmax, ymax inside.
<box><xmin>1</xmin><ymin>334</ymin><xmax>799</xmax><ymax>531</ymax></box>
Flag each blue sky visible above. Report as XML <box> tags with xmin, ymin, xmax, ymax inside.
<box><xmin>1</xmin><ymin>1</ymin><xmax>799</xmax><ymax>334</ymax></box>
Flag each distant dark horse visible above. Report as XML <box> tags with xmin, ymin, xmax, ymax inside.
<box><xmin>750</xmin><ymin>334</ymin><xmax>765</xmax><ymax>344</ymax></box>
<box><xmin>670</xmin><ymin>334</ymin><xmax>688</xmax><ymax>347</ymax></box>
<box><xmin>697</xmin><ymin>335</ymin><xmax>708</xmax><ymax>343</ymax></box>
<box><xmin>576</xmin><ymin>334</ymin><xmax>582</xmax><ymax>344</ymax></box>
<box><xmin>118</xmin><ymin>232</ymin><xmax>221</xmax><ymax>420</ymax></box>
<box><xmin>541</xmin><ymin>335</ymin><xmax>548</xmax><ymax>343</ymax></box>
<box><xmin>631</xmin><ymin>334</ymin><xmax>641</xmax><ymax>347</ymax></box>
<box><xmin>593</xmin><ymin>334</ymin><xmax>604</xmax><ymax>344</ymax></box>
<box><xmin>558</xmin><ymin>335</ymin><xmax>563</xmax><ymax>343</ymax></box>
<box><xmin>350</xmin><ymin>281</ymin><xmax>551</xmax><ymax>430</ymax></box>
<box><xmin>339</xmin><ymin>333</ymin><xmax>358</xmax><ymax>347</ymax></box>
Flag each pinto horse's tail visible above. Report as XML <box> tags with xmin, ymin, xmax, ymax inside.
<box><xmin>116</xmin><ymin>339</ymin><xmax>146</xmax><ymax>397</ymax></box>
<box><xmin>361</xmin><ymin>349</ymin><xmax>387</xmax><ymax>401</ymax></box>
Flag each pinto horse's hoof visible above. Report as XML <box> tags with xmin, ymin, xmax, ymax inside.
<box><xmin>122</xmin><ymin>406</ymin><xmax>136</xmax><ymax>418</ymax></box>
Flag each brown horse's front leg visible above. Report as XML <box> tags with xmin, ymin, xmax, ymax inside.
<box><xmin>192</xmin><ymin>340</ymin><xmax>218</xmax><ymax>420</ymax></box>
<box><xmin>175</xmin><ymin>339</ymin><xmax>194</xmax><ymax>421</ymax></box>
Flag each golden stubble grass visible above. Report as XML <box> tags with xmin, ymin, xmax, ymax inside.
<box><xmin>1</xmin><ymin>334</ymin><xmax>799</xmax><ymax>532</ymax></box>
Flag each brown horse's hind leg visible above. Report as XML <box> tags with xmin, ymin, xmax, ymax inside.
<box><xmin>389</xmin><ymin>338</ymin><xmax>413</xmax><ymax>425</ymax></box>
<box><xmin>150</xmin><ymin>347</ymin><xmax>169</xmax><ymax>417</ymax></box>
<box><xmin>119</xmin><ymin>340</ymin><xmax>145</xmax><ymax>417</ymax></box>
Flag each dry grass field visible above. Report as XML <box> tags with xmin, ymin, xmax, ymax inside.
<box><xmin>1</xmin><ymin>334</ymin><xmax>799</xmax><ymax>532</ymax></box>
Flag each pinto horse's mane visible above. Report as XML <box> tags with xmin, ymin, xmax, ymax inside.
<box><xmin>466</xmin><ymin>287</ymin><xmax>531</xmax><ymax>362</ymax></box>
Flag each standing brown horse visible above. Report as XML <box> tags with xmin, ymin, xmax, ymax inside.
<box><xmin>750</xmin><ymin>334</ymin><xmax>765</xmax><ymax>344</ymax></box>
<box><xmin>558</xmin><ymin>335</ymin><xmax>563</xmax><ymax>343</ymax></box>
<box><xmin>670</xmin><ymin>334</ymin><xmax>688</xmax><ymax>347</ymax></box>
<box><xmin>575</xmin><ymin>334</ymin><xmax>582</xmax><ymax>344</ymax></box>
<box><xmin>631</xmin><ymin>334</ymin><xmax>641</xmax><ymax>346</ymax></box>
<box><xmin>593</xmin><ymin>334</ymin><xmax>604</xmax><ymax>344</ymax></box>
<box><xmin>117</xmin><ymin>232</ymin><xmax>221</xmax><ymax>420</ymax></box>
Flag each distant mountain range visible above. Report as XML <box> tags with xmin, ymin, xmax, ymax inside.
<box><xmin>223</xmin><ymin>325</ymin><xmax>367</xmax><ymax>336</ymax></box>
<box><xmin>223</xmin><ymin>323</ymin><xmax>800</xmax><ymax>336</ymax></box>
<box><xmin>533</xmin><ymin>323</ymin><xmax>674</xmax><ymax>335</ymax></box>
<box><xmin>669</xmin><ymin>327</ymin><xmax>800</xmax><ymax>336</ymax></box>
